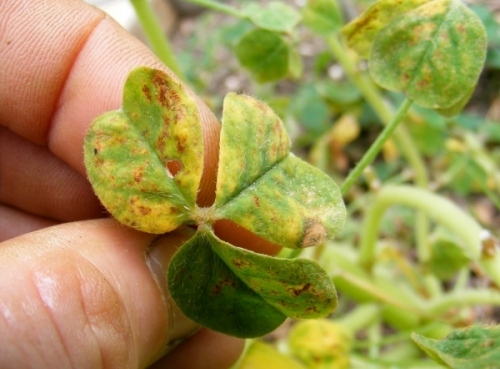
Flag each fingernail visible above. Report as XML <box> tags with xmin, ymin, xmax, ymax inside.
<box><xmin>146</xmin><ymin>228</ymin><xmax>199</xmax><ymax>354</ymax></box>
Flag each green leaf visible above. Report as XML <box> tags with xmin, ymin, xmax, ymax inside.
<box><xmin>342</xmin><ymin>0</ymin><xmax>432</xmax><ymax>58</ymax></box>
<box><xmin>412</xmin><ymin>325</ymin><xmax>500</xmax><ymax>368</ymax></box>
<box><xmin>84</xmin><ymin>67</ymin><xmax>203</xmax><ymax>233</ymax></box>
<box><xmin>302</xmin><ymin>0</ymin><xmax>343</xmax><ymax>35</ymax></box>
<box><xmin>369</xmin><ymin>0</ymin><xmax>487</xmax><ymax>111</ymax></box>
<box><xmin>215</xmin><ymin>93</ymin><xmax>345</xmax><ymax>249</ymax></box>
<box><xmin>428</xmin><ymin>238</ymin><xmax>470</xmax><ymax>280</ymax></box>
<box><xmin>242</xmin><ymin>2</ymin><xmax>301</xmax><ymax>33</ymax></box>
<box><xmin>235</xmin><ymin>29</ymin><xmax>291</xmax><ymax>83</ymax></box>
<box><xmin>168</xmin><ymin>230</ymin><xmax>337</xmax><ymax>337</ymax></box>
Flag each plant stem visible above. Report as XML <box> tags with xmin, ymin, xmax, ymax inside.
<box><xmin>358</xmin><ymin>185</ymin><xmax>500</xmax><ymax>286</ymax></box>
<box><xmin>183</xmin><ymin>0</ymin><xmax>242</xmax><ymax>18</ymax></box>
<box><xmin>340</xmin><ymin>99</ymin><xmax>413</xmax><ymax>195</ymax></box>
<box><xmin>336</xmin><ymin>303</ymin><xmax>381</xmax><ymax>333</ymax></box>
<box><xmin>326</xmin><ymin>35</ymin><xmax>431</xmax><ymax>264</ymax></box>
<box><xmin>130</xmin><ymin>0</ymin><xmax>184</xmax><ymax>79</ymax></box>
<box><xmin>428</xmin><ymin>289</ymin><xmax>500</xmax><ymax>315</ymax></box>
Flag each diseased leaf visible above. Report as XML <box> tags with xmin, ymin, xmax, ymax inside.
<box><xmin>369</xmin><ymin>0</ymin><xmax>487</xmax><ymax>111</ymax></box>
<box><xmin>168</xmin><ymin>230</ymin><xmax>286</xmax><ymax>338</ymax></box>
<box><xmin>235</xmin><ymin>29</ymin><xmax>291</xmax><ymax>83</ymax></box>
<box><xmin>168</xmin><ymin>229</ymin><xmax>337</xmax><ymax>337</ymax></box>
<box><xmin>242</xmin><ymin>2</ymin><xmax>301</xmax><ymax>33</ymax></box>
<box><xmin>215</xmin><ymin>94</ymin><xmax>345</xmax><ymax>249</ymax></box>
<box><xmin>342</xmin><ymin>0</ymin><xmax>432</xmax><ymax>58</ymax></box>
<box><xmin>302</xmin><ymin>0</ymin><xmax>343</xmax><ymax>35</ymax></box>
<box><xmin>412</xmin><ymin>325</ymin><xmax>500</xmax><ymax>368</ymax></box>
<box><xmin>84</xmin><ymin>67</ymin><xmax>346</xmax><ymax>338</ymax></box>
<box><xmin>84</xmin><ymin>68</ymin><xmax>203</xmax><ymax>233</ymax></box>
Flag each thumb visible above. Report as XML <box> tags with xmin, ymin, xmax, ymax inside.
<box><xmin>0</xmin><ymin>219</ymin><xmax>243</xmax><ymax>369</ymax></box>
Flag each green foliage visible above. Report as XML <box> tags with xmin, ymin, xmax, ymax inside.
<box><xmin>235</xmin><ymin>29</ymin><xmax>294</xmax><ymax>83</ymax></box>
<box><xmin>412</xmin><ymin>325</ymin><xmax>500</xmax><ymax>368</ymax></box>
<box><xmin>301</xmin><ymin>0</ymin><xmax>343</xmax><ymax>35</ymax></box>
<box><xmin>241</xmin><ymin>1</ymin><xmax>301</xmax><ymax>33</ymax></box>
<box><xmin>84</xmin><ymin>67</ymin><xmax>346</xmax><ymax>337</ymax></box>
<box><xmin>343</xmin><ymin>0</ymin><xmax>487</xmax><ymax>117</ymax></box>
<box><xmin>428</xmin><ymin>238</ymin><xmax>470</xmax><ymax>280</ymax></box>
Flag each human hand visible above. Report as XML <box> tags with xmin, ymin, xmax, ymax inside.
<box><xmin>0</xmin><ymin>1</ymin><xmax>277</xmax><ymax>367</ymax></box>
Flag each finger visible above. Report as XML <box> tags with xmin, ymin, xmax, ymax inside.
<box><xmin>0</xmin><ymin>126</ymin><xmax>103</xmax><ymax>223</ymax></box>
<box><xmin>149</xmin><ymin>329</ymin><xmax>244</xmax><ymax>369</ymax></box>
<box><xmin>0</xmin><ymin>220</ymin><xmax>243</xmax><ymax>369</ymax></box>
<box><xmin>0</xmin><ymin>205</ymin><xmax>57</xmax><ymax>242</ymax></box>
<box><xmin>0</xmin><ymin>0</ymin><xmax>278</xmax><ymax>254</ymax></box>
<box><xmin>0</xmin><ymin>0</ymin><xmax>219</xmax><ymax>207</ymax></box>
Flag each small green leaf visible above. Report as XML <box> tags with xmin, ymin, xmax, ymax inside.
<box><xmin>412</xmin><ymin>325</ymin><xmax>500</xmax><ymax>368</ymax></box>
<box><xmin>215</xmin><ymin>93</ymin><xmax>345</xmax><ymax>249</ymax></box>
<box><xmin>302</xmin><ymin>0</ymin><xmax>343</xmax><ymax>35</ymax></box>
<box><xmin>369</xmin><ymin>0</ymin><xmax>487</xmax><ymax>111</ymax></box>
<box><xmin>242</xmin><ymin>2</ymin><xmax>301</xmax><ymax>33</ymax></box>
<box><xmin>428</xmin><ymin>238</ymin><xmax>470</xmax><ymax>280</ymax></box>
<box><xmin>168</xmin><ymin>229</ymin><xmax>337</xmax><ymax>337</ymax></box>
<box><xmin>342</xmin><ymin>0</ymin><xmax>431</xmax><ymax>58</ymax></box>
<box><xmin>235</xmin><ymin>29</ymin><xmax>291</xmax><ymax>83</ymax></box>
<box><xmin>84</xmin><ymin>68</ymin><xmax>203</xmax><ymax>233</ymax></box>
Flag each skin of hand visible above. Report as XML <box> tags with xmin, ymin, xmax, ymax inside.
<box><xmin>0</xmin><ymin>1</ymin><xmax>281</xmax><ymax>368</ymax></box>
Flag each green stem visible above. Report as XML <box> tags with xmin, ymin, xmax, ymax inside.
<box><xmin>327</xmin><ymin>35</ymin><xmax>431</xmax><ymax>263</ymax></box>
<box><xmin>359</xmin><ymin>185</ymin><xmax>500</xmax><ymax>286</ymax></box>
<box><xmin>130</xmin><ymin>0</ymin><xmax>184</xmax><ymax>79</ymax></box>
<box><xmin>336</xmin><ymin>303</ymin><xmax>381</xmax><ymax>333</ymax></box>
<box><xmin>340</xmin><ymin>99</ymin><xmax>413</xmax><ymax>195</ymax></box>
<box><xmin>183</xmin><ymin>0</ymin><xmax>242</xmax><ymax>17</ymax></box>
<box><xmin>428</xmin><ymin>289</ymin><xmax>500</xmax><ymax>315</ymax></box>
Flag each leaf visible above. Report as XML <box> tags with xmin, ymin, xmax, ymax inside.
<box><xmin>411</xmin><ymin>325</ymin><xmax>500</xmax><ymax>368</ymax></box>
<box><xmin>168</xmin><ymin>230</ymin><xmax>337</xmax><ymax>337</ymax></box>
<box><xmin>242</xmin><ymin>2</ymin><xmax>301</xmax><ymax>33</ymax></box>
<box><xmin>215</xmin><ymin>93</ymin><xmax>345</xmax><ymax>249</ymax></box>
<box><xmin>235</xmin><ymin>29</ymin><xmax>291</xmax><ymax>83</ymax></box>
<box><xmin>369</xmin><ymin>0</ymin><xmax>487</xmax><ymax>111</ymax></box>
<box><xmin>342</xmin><ymin>0</ymin><xmax>432</xmax><ymax>58</ymax></box>
<box><xmin>428</xmin><ymin>238</ymin><xmax>470</xmax><ymax>280</ymax></box>
<box><xmin>302</xmin><ymin>0</ymin><xmax>343</xmax><ymax>35</ymax></box>
<box><xmin>84</xmin><ymin>67</ymin><xmax>203</xmax><ymax>233</ymax></box>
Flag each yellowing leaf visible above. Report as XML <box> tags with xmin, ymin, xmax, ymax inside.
<box><xmin>84</xmin><ymin>68</ymin><xmax>203</xmax><ymax>233</ymax></box>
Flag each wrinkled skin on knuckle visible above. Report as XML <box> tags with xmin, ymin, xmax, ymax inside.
<box><xmin>0</xmin><ymin>251</ymin><xmax>140</xmax><ymax>369</ymax></box>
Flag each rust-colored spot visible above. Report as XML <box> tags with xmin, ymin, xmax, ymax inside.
<box><xmin>211</xmin><ymin>279</ymin><xmax>235</xmax><ymax>295</ymax></box>
<box><xmin>176</xmin><ymin>135</ymin><xmax>187</xmax><ymax>153</ymax></box>
<box><xmin>289</xmin><ymin>283</ymin><xmax>311</xmax><ymax>297</ymax></box>
<box><xmin>138</xmin><ymin>205</ymin><xmax>152</xmax><ymax>216</ymax></box>
<box><xmin>301</xmin><ymin>221</ymin><xmax>327</xmax><ymax>248</ymax></box>
<box><xmin>142</xmin><ymin>85</ymin><xmax>152</xmax><ymax>102</ymax></box>
<box><xmin>157</xmin><ymin>129</ymin><xmax>169</xmax><ymax>153</ymax></box>
<box><xmin>456</xmin><ymin>24</ymin><xmax>466</xmax><ymax>35</ymax></box>
<box><xmin>417</xmin><ymin>78</ymin><xmax>429</xmax><ymax>89</ymax></box>
<box><xmin>133</xmin><ymin>168</ymin><xmax>144</xmax><ymax>183</ymax></box>
<box><xmin>166</xmin><ymin>159</ymin><xmax>182</xmax><ymax>178</ymax></box>
<box><xmin>253</xmin><ymin>196</ymin><xmax>260</xmax><ymax>207</ymax></box>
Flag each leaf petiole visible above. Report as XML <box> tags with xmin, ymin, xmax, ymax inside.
<box><xmin>340</xmin><ymin>98</ymin><xmax>413</xmax><ymax>196</ymax></box>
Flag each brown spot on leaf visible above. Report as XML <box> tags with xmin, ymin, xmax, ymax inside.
<box><xmin>289</xmin><ymin>283</ymin><xmax>311</xmax><ymax>297</ymax></box>
<box><xmin>301</xmin><ymin>221</ymin><xmax>327</xmax><ymax>248</ymax></box>
<box><xmin>417</xmin><ymin>78</ymin><xmax>429</xmax><ymax>89</ymax></box>
<box><xmin>253</xmin><ymin>196</ymin><xmax>260</xmax><ymax>207</ymax></box>
<box><xmin>138</xmin><ymin>205</ymin><xmax>152</xmax><ymax>216</ymax></box>
<box><xmin>166</xmin><ymin>159</ymin><xmax>182</xmax><ymax>177</ymax></box>
<box><xmin>211</xmin><ymin>279</ymin><xmax>235</xmax><ymax>295</ymax></box>
<box><xmin>133</xmin><ymin>168</ymin><xmax>144</xmax><ymax>183</ymax></box>
<box><xmin>142</xmin><ymin>85</ymin><xmax>152</xmax><ymax>102</ymax></box>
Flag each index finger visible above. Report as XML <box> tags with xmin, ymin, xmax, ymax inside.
<box><xmin>0</xmin><ymin>0</ymin><xmax>220</xmax><ymax>205</ymax></box>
